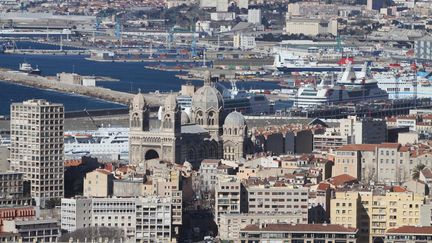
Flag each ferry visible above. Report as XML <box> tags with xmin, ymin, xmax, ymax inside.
<box><xmin>293</xmin><ymin>63</ymin><xmax>388</xmax><ymax>108</ymax></box>
<box><xmin>373</xmin><ymin>70</ymin><xmax>432</xmax><ymax>99</ymax></box>
<box><xmin>274</xmin><ymin>51</ymin><xmax>387</xmax><ymax>73</ymax></box>
<box><xmin>64</xmin><ymin>127</ymin><xmax>129</xmax><ymax>161</ymax></box>
<box><xmin>19</xmin><ymin>62</ymin><xmax>41</xmax><ymax>75</ymax></box>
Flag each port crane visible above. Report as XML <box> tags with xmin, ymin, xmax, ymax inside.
<box><xmin>84</xmin><ymin>108</ymin><xmax>101</xmax><ymax>129</ymax></box>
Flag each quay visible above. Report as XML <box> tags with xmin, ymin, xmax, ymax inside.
<box><xmin>4</xmin><ymin>49</ymin><xmax>90</xmax><ymax>55</ymax></box>
<box><xmin>288</xmin><ymin>98</ymin><xmax>432</xmax><ymax>119</ymax></box>
<box><xmin>0</xmin><ymin>69</ymin><xmax>167</xmax><ymax>108</ymax></box>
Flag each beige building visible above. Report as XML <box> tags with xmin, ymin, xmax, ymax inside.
<box><xmin>219</xmin><ymin>213</ymin><xmax>305</xmax><ymax>241</ymax></box>
<box><xmin>239</xmin><ymin>224</ymin><xmax>358</xmax><ymax>243</ymax></box>
<box><xmin>83</xmin><ymin>169</ymin><xmax>113</xmax><ymax>197</ymax></box>
<box><xmin>10</xmin><ymin>99</ymin><xmax>64</xmax><ymax>208</ymax></box>
<box><xmin>285</xmin><ymin>17</ymin><xmax>338</xmax><ymax>36</ymax></box>
<box><xmin>333</xmin><ymin>143</ymin><xmax>413</xmax><ymax>184</ymax></box>
<box><xmin>340</xmin><ymin>116</ymin><xmax>387</xmax><ymax>144</ymax></box>
<box><xmin>215</xmin><ymin>175</ymin><xmax>241</xmax><ymax>226</ymax></box>
<box><xmin>331</xmin><ymin>190</ymin><xmax>425</xmax><ymax>242</ymax></box>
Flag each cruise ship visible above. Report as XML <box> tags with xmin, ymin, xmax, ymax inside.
<box><xmin>293</xmin><ymin>63</ymin><xmax>388</xmax><ymax>107</ymax></box>
<box><xmin>373</xmin><ymin>70</ymin><xmax>432</xmax><ymax>99</ymax></box>
<box><xmin>274</xmin><ymin>51</ymin><xmax>386</xmax><ymax>73</ymax></box>
<box><xmin>64</xmin><ymin>127</ymin><xmax>129</xmax><ymax>161</ymax></box>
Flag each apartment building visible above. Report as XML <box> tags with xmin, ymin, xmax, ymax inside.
<box><xmin>83</xmin><ymin>169</ymin><xmax>113</xmax><ymax>197</ymax></box>
<box><xmin>313</xmin><ymin>129</ymin><xmax>350</xmax><ymax>152</ymax></box>
<box><xmin>2</xmin><ymin>218</ymin><xmax>60</xmax><ymax>243</ymax></box>
<box><xmin>333</xmin><ymin>143</ymin><xmax>415</xmax><ymax>184</ymax></box>
<box><xmin>339</xmin><ymin>116</ymin><xmax>387</xmax><ymax>144</ymax></box>
<box><xmin>215</xmin><ymin>175</ymin><xmax>242</xmax><ymax>226</ymax></box>
<box><xmin>198</xmin><ymin>159</ymin><xmax>235</xmax><ymax>192</ymax></box>
<box><xmin>61</xmin><ymin>196</ymin><xmax>173</xmax><ymax>242</ymax></box>
<box><xmin>331</xmin><ymin>190</ymin><xmax>425</xmax><ymax>242</ymax></box>
<box><xmin>10</xmin><ymin>99</ymin><xmax>64</xmax><ymax>208</ymax></box>
<box><xmin>385</xmin><ymin>226</ymin><xmax>432</xmax><ymax>243</ymax></box>
<box><xmin>244</xmin><ymin>180</ymin><xmax>309</xmax><ymax>219</ymax></box>
<box><xmin>239</xmin><ymin>224</ymin><xmax>358</xmax><ymax>243</ymax></box>
<box><xmin>219</xmin><ymin>213</ymin><xmax>305</xmax><ymax>241</ymax></box>
<box><xmin>0</xmin><ymin>172</ymin><xmax>24</xmax><ymax>198</ymax></box>
<box><xmin>415</xmin><ymin>36</ymin><xmax>432</xmax><ymax>61</ymax></box>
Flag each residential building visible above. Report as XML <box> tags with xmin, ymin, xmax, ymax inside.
<box><xmin>420</xmin><ymin>202</ymin><xmax>432</xmax><ymax>226</ymax></box>
<box><xmin>83</xmin><ymin>169</ymin><xmax>114</xmax><ymax>197</ymax></box>
<box><xmin>2</xmin><ymin>218</ymin><xmax>60</xmax><ymax>243</ymax></box>
<box><xmin>216</xmin><ymin>0</ymin><xmax>228</xmax><ymax>12</ymax></box>
<box><xmin>239</xmin><ymin>224</ymin><xmax>358</xmax><ymax>243</ymax></box>
<box><xmin>233</xmin><ymin>34</ymin><xmax>256</xmax><ymax>50</ymax></box>
<box><xmin>385</xmin><ymin>226</ymin><xmax>432</xmax><ymax>242</ymax></box>
<box><xmin>415</xmin><ymin>36</ymin><xmax>432</xmax><ymax>61</ymax></box>
<box><xmin>0</xmin><ymin>207</ymin><xmax>36</xmax><ymax>232</ymax></box>
<box><xmin>215</xmin><ymin>175</ymin><xmax>242</xmax><ymax>226</ymax></box>
<box><xmin>61</xmin><ymin>196</ymin><xmax>173</xmax><ymax>242</ymax></box>
<box><xmin>10</xmin><ymin>99</ymin><xmax>64</xmax><ymax>208</ymax></box>
<box><xmin>331</xmin><ymin>190</ymin><xmax>425</xmax><ymax>242</ymax></box>
<box><xmin>0</xmin><ymin>172</ymin><xmax>24</xmax><ymax>199</ymax></box>
<box><xmin>340</xmin><ymin>116</ymin><xmax>387</xmax><ymax>144</ymax></box>
<box><xmin>219</xmin><ymin>213</ymin><xmax>305</xmax><ymax>241</ymax></box>
<box><xmin>285</xmin><ymin>17</ymin><xmax>338</xmax><ymax>36</ymax></box>
<box><xmin>198</xmin><ymin>159</ymin><xmax>235</xmax><ymax>192</ymax></box>
<box><xmin>313</xmin><ymin>129</ymin><xmax>350</xmax><ymax>152</ymax></box>
<box><xmin>333</xmin><ymin>143</ymin><xmax>414</xmax><ymax>184</ymax></box>
<box><xmin>247</xmin><ymin>9</ymin><xmax>262</xmax><ymax>25</ymax></box>
<box><xmin>244</xmin><ymin>180</ymin><xmax>309</xmax><ymax>220</ymax></box>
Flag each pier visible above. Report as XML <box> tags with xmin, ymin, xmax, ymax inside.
<box><xmin>0</xmin><ymin>69</ymin><xmax>167</xmax><ymax>108</ymax></box>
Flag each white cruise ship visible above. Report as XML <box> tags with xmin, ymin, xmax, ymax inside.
<box><xmin>373</xmin><ymin>70</ymin><xmax>432</xmax><ymax>99</ymax></box>
<box><xmin>64</xmin><ymin>127</ymin><xmax>129</xmax><ymax>161</ymax></box>
<box><xmin>293</xmin><ymin>63</ymin><xmax>388</xmax><ymax>107</ymax></box>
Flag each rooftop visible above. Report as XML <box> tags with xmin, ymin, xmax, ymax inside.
<box><xmin>241</xmin><ymin>223</ymin><xmax>357</xmax><ymax>233</ymax></box>
<box><xmin>386</xmin><ymin>226</ymin><xmax>432</xmax><ymax>235</ymax></box>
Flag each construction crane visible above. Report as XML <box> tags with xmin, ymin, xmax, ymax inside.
<box><xmin>84</xmin><ymin>108</ymin><xmax>101</xmax><ymax>129</ymax></box>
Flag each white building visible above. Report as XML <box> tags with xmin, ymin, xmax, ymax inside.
<box><xmin>200</xmin><ymin>0</ymin><xmax>216</xmax><ymax>8</ymax></box>
<box><xmin>247</xmin><ymin>9</ymin><xmax>262</xmax><ymax>25</ymax></box>
<box><xmin>415</xmin><ymin>36</ymin><xmax>432</xmax><ymax>60</ymax></box>
<box><xmin>216</xmin><ymin>0</ymin><xmax>228</xmax><ymax>12</ymax></box>
<box><xmin>233</xmin><ymin>34</ymin><xmax>256</xmax><ymax>50</ymax></box>
<box><xmin>10</xmin><ymin>99</ymin><xmax>64</xmax><ymax>208</ymax></box>
<box><xmin>215</xmin><ymin>175</ymin><xmax>241</xmax><ymax>226</ymax></box>
<box><xmin>237</xmin><ymin>0</ymin><xmax>249</xmax><ymax>9</ymax></box>
<box><xmin>61</xmin><ymin>196</ymin><xmax>172</xmax><ymax>241</ymax></box>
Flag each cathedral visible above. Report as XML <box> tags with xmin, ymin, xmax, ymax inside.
<box><xmin>129</xmin><ymin>74</ymin><xmax>253</xmax><ymax>169</ymax></box>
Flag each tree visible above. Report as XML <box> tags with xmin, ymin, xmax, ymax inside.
<box><xmin>412</xmin><ymin>163</ymin><xmax>426</xmax><ymax>180</ymax></box>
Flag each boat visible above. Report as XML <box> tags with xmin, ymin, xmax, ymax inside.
<box><xmin>274</xmin><ymin>51</ymin><xmax>387</xmax><ymax>73</ymax></box>
<box><xmin>19</xmin><ymin>62</ymin><xmax>41</xmax><ymax>75</ymax></box>
<box><xmin>64</xmin><ymin>127</ymin><xmax>129</xmax><ymax>161</ymax></box>
<box><xmin>293</xmin><ymin>62</ymin><xmax>388</xmax><ymax>108</ymax></box>
<box><xmin>373</xmin><ymin>69</ymin><xmax>432</xmax><ymax>99</ymax></box>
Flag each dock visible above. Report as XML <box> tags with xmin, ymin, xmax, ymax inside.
<box><xmin>0</xmin><ymin>69</ymin><xmax>167</xmax><ymax>108</ymax></box>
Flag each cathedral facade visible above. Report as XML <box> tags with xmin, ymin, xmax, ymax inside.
<box><xmin>129</xmin><ymin>76</ymin><xmax>252</xmax><ymax>168</ymax></box>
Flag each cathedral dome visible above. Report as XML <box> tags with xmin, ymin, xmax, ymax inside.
<box><xmin>132</xmin><ymin>92</ymin><xmax>147</xmax><ymax>109</ymax></box>
<box><xmin>181</xmin><ymin>111</ymin><xmax>190</xmax><ymax>125</ymax></box>
<box><xmin>164</xmin><ymin>93</ymin><xmax>178</xmax><ymax>111</ymax></box>
<box><xmin>224</xmin><ymin>111</ymin><xmax>246</xmax><ymax>127</ymax></box>
<box><xmin>191</xmin><ymin>85</ymin><xmax>223</xmax><ymax>111</ymax></box>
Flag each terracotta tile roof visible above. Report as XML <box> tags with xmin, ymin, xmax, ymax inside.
<box><xmin>327</xmin><ymin>174</ymin><xmax>358</xmax><ymax>186</ymax></box>
<box><xmin>201</xmin><ymin>159</ymin><xmax>221</xmax><ymax>164</ymax></box>
<box><xmin>377</xmin><ymin>143</ymin><xmax>400</xmax><ymax>149</ymax></box>
<box><xmin>336</xmin><ymin>144</ymin><xmax>376</xmax><ymax>151</ymax></box>
<box><xmin>386</xmin><ymin>226</ymin><xmax>432</xmax><ymax>235</ymax></box>
<box><xmin>391</xmin><ymin>185</ymin><xmax>407</xmax><ymax>192</ymax></box>
<box><xmin>241</xmin><ymin>224</ymin><xmax>357</xmax><ymax>233</ymax></box>
<box><xmin>421</xmin><ymin>167</ymin><xmax>432</xmax><ymax>179</ymax></box>
<box><xmin>95</xmin><ymin>169</ymin><xmax>111</xmax><ymax>175</ymax></box>
<box><xmin>317</xmin><ymin>182</ymin><xmax>331</xmax><ymax>191</ymax></box>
